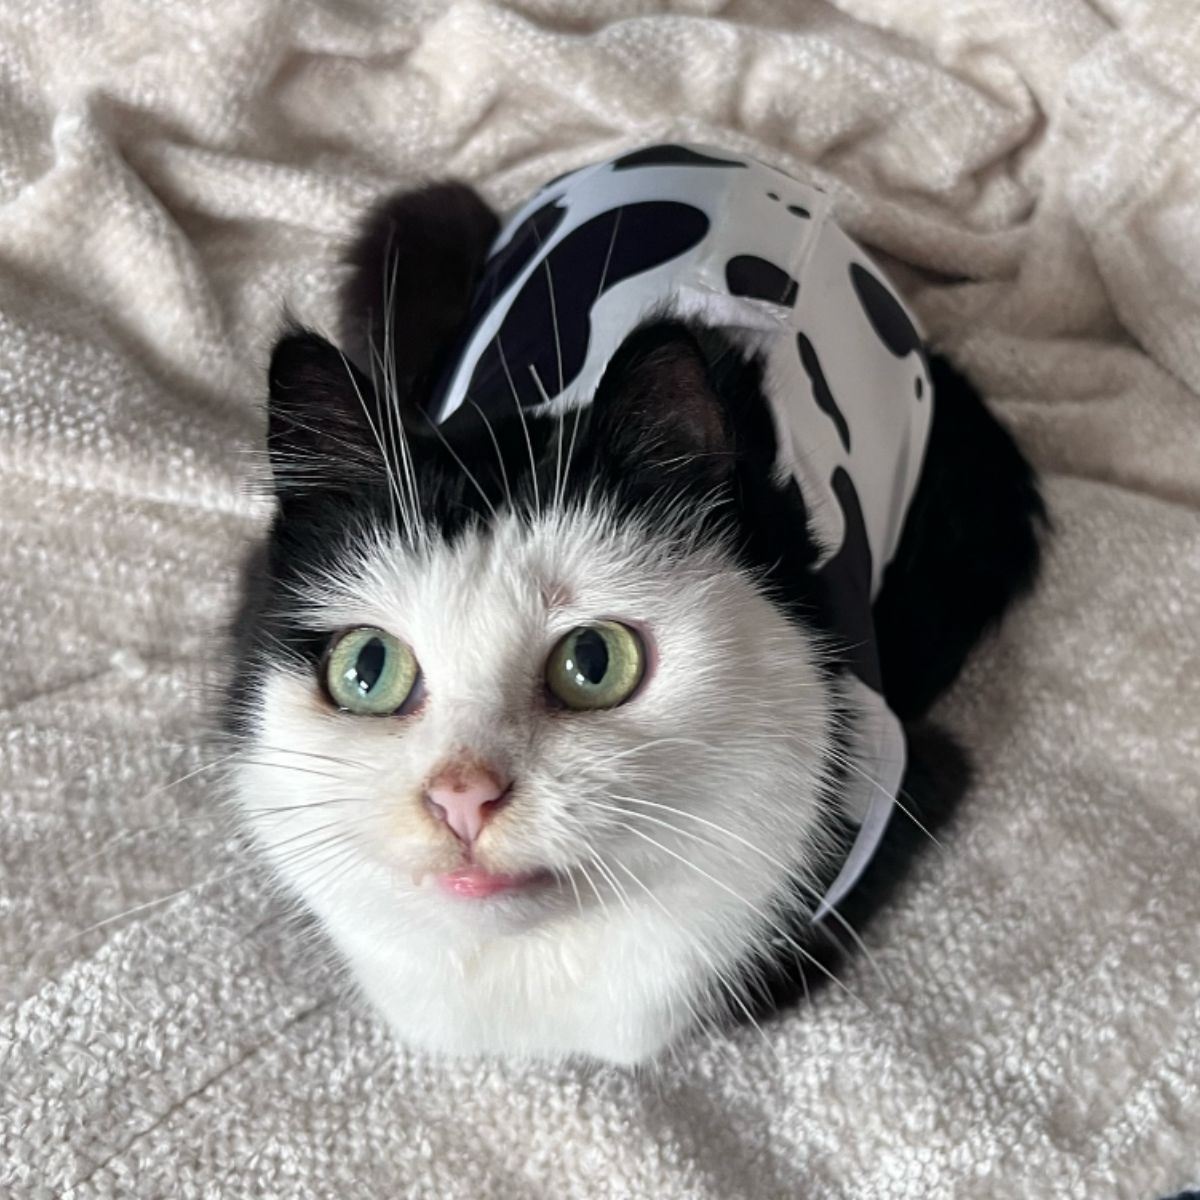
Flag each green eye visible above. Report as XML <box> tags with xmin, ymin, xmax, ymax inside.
<box><xmin>545</xmin><ymin>621</ymin><xmax>647</xmax><ymax>711</ymax></box>
<box><xmin>325</xmin><ymin>627</ymin><xmax>418</xmax><ymax>715</ymax></box>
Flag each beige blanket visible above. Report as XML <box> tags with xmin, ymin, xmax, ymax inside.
<box><xmin>2</xmin><ymin>2</ymin><xmax>1198</xmax><ymax>1196</ymax></box>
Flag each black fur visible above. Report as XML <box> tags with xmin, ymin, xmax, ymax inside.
<box><xmin>874</xmin><ymin>354</ymin><xmax>1047</xmax><ymax>721</ymax></box>
<box><xmin>235</xmin><ymin>178</ymin><xmax>1045</xmax><ymax>1027</ymax></box>
<box><xmin>339</xmin><ymin>182</ymin><xmax>500</xmax><ymax>411</ymax></box>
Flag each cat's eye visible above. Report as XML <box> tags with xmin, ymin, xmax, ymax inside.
<box><xmin>545</xmin><ymin>621</ymin><xmax>646</xmax><ymax>711</ymax></box>
<box><xmin>324</xmin><ymin>627</ymin><xmax>419</xmax><ymax>715</ymax></box>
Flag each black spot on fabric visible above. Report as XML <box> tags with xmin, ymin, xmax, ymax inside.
<box><xmin>796</xmin><ymin>334</ymin><xmax>850</xmax><ymax>452</ymax></box>
<box><xmin>767</xmin><ymin>191</ymin><xmax>780</xmax><ymax>201</ymax></box>
<box><xmin>787</xmin><ymin>204</ymin><xmax>810</xmax><ymax>219</ymax></box>
<box><xmin>479</xmin><ymin>199</ymin><xmax>566</xmax><ymax>313</ymax></box>
<box><xmin>423</xmin><ymin>199</ymin><xmax>566</xmax><ymax>417</ymax></box>
<box><xmin>612</xmin><ymin>144</ymin><xmax>746</xmax><ymax>170</ymax></box>
<box><xmin>849</xmin><ymin>262</ymin><xmax>922</xmax><ymax>358</ymax></box>
<box><xmin>465</xmin><ymin>202</ymin><xmax>710</xmax><ymax>409</ymax></box>
<box><xmin>726</xmin><ymin>256</ymin><xmax>799</xmax><ymax>307</ymax></box>
<box><xmin>817</xmin><ymin>468</ymin><xmax>881</xmax><ymax>692</ymax></box>
<box><xmin>915</xmin><ymin>375</ymin><xmax>923</xmax><ymax>399</ymax></box>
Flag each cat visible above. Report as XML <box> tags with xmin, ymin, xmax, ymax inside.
<box><xmin>226</xmin><ymin>145</ymin><xmax>1045</xmax><ymax>1065</ymax></box>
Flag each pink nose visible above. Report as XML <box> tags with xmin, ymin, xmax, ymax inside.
<box><xmin>424</xmin><ymin>763</ymin><xmax>511</xmax><ymax>845</ymax></box>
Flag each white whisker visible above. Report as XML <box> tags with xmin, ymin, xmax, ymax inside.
<box><xmin>336</xmin><ymin>347</ymin><xmax>408</xmax><ymax>533</ymax></box>
<box><xmin>606</xmin><ymin>794</ymin><xmax>883</xmax><ymax>985</ymax></box>
<box><xmin>603</xmin><ymin>854</ymin><xmax>775</xmax><ymax>1056</ymax></box>
<box><xmin>497</xmin><ymin>333</ymin><xmax>540</xmax><ymax>515</ymax></box>
<box><xmin>378</xmin><ymin>245</ymin><xmax>425</xmax><ymax>540</ymax></box>
<box><xmin>575</xmin><ymin>859</ymin><xmax>609</xmax><ymax>920</ymax></box>
<box><xmin>466</xmin><ymin>396</ymin><xmax>512</xmax><ymax>510</ymax></box>
<box><xmin>616</xmin><ymin>821</ymin><xmax>860</xmax><ymax>1004</ymax></box>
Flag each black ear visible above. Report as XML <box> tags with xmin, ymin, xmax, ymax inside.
<box><xmin>591</xmin><ymin>322</ymin><xmax>735</xmax><ymax>489</ymax></box>
<box><xmin>266</xmin><ymin>326</ymin><xmax>390</xmax><ymax>492</ymax></box>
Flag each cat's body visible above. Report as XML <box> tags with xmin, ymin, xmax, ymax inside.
<box><xmin>228</xmin><ymin>146</ymin><xmax>1044</xmax><ymax>1064</ymax></box>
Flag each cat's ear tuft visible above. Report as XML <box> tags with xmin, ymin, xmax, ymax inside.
<box><xmin>266</xmin><ymin>326</ymin><xmax>387</xmax><ymax>490</ymax></box>
<box><xmin>591</xmin><ymin>323</ymin><xmax>735</xmax><ymax>488</ymax></box>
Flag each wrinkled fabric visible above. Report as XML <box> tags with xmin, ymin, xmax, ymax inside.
<box><xmin>1</xmin><ymin>3</ymin><xmax>1198</xmax><ymax>1198</ymax></box>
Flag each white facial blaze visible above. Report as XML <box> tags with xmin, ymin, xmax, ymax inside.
<box><xmin>233</xmin><ymin>503</ymin><xmax>834</xmax><ymax>1064</ymax></box>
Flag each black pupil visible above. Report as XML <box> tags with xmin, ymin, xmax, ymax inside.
<box><xmin>571</xmin><ymin>629</ymin><xmax>609</xmax><ymax>686</ymax></box>
<box><xmin>353</xmin><ymin>638</ymin><xmax>387</xmax><ymax>694</ymax></box>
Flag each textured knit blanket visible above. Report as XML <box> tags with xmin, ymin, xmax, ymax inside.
<box><xmin>2</xmin><ymin>3</ymin><xmax>1198</xmax><ymax>1197</ymax></box>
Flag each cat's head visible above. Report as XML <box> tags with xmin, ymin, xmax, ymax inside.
<box><xmin>228</xmin><ymin>318</ymin><xmax>837</xmax><ymax>1058</ymax></box>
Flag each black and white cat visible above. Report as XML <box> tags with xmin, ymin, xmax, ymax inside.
<box><xmin>228</xmin><ymin>145</ymin><xmax>1044</xmax><ymax>1065</ymax></box>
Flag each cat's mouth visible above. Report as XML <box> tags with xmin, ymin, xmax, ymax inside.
<box><xmin>434</xmin><ymin>865</ymin><xmax>555</xmax><ymax>901</ymax></box>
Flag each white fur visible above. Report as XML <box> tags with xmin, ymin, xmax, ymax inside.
<box><xmin>232</xmin><ymin>502</ymin><xmax>834</xmax><ymax>1064</ymax></box>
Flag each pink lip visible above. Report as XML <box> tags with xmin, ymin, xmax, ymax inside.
<box><xmin>436</xmin><ymin>866</ymin><xmax>550</xmax><ymax>900</ymax></box>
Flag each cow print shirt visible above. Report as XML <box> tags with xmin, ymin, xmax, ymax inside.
<box><xmin>431</xmin><ymin>144</ymin><xmax>933</xmax><ymax>919</ymax></box>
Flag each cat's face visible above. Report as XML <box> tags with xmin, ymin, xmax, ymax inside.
<box><xmin>229</xmin><ymin>322</ymin><xmax>837</xmax><ymax>1061</ymax></box>
<box><xmin>238</xmin><ymin>504</ymin><xmax>830</xmax><ymax>931</ymax></box>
